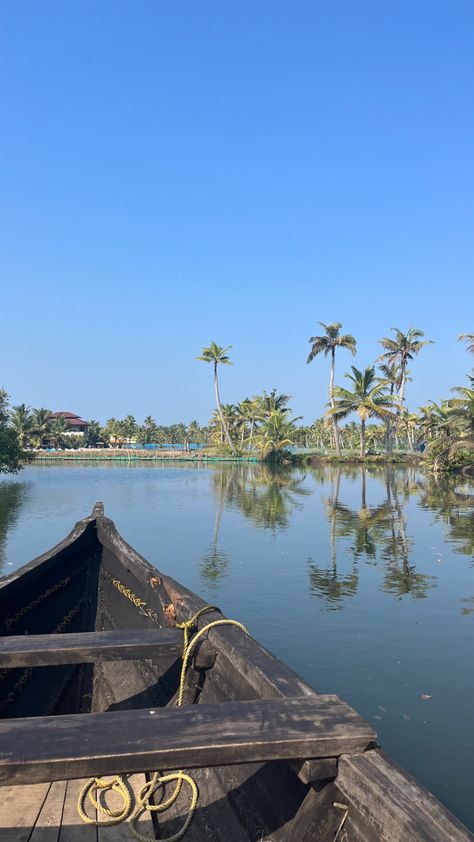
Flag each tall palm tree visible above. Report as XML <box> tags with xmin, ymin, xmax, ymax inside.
<box><xmin>10</xmin><ymin>404</ymin><xmax>34</xmax><ymax>448</ymax></box>
<box><xmin>332</xmin><ymin>366</ymin><xmax>396</xmax><ymax>457</ymax></box>
<box><xmin>307</xmin><ymin>322</ymin><xmax>357</xmax><ymax>457</ymax></box>
<box><xmin>378</xmin><ymin>361</ymin><xmax>411</xmax><ymax>451</ymax></box>
<box><xmin>378</xmin><ymin>327</ymin><xmax>433</xmax><ymax>412</ymax></box>
<box><xmin>31</xmin><ymin>408</ymin><xmax>53</xmax><ymax>448</ymax></box>
<box><xmin>197</xmin><ymin>343</ymin><xmax>237</xmax><ymax>453</ymax></box>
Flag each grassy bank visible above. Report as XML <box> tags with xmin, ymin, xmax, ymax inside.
<box><xmin>31</xmin><ymin>448</ymin><xmax>258</xmax><ymax>463</ymax></box>
<box><xmin>291</xmin><ymin>449</ymin><xmax>423</xmax><ymax>466</ymax></box>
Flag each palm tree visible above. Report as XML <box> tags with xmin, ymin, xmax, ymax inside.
<box><xmin>244</xmin><ymin>398</ymin><xmax>261</xmax><ymax>451</ymax></box>
<box><xmin>85</xmin><ymin>419</ymin><xmax>102</xmax><ymax>446</ymax></box>
<box><xmin>103</xmin><ymin>418</ymin><xmax>126</xmax><ymax>448</ymax></box>
<box><xmin>122</xmin><ymin>415</ymin><xmax>138</xmax><ymax>444</ymax></box>
<box><xmin>378</xmin><ymin>361</ymin><xmax>410</xmax><ymax>452</ymax></box>
<box><xmin>50</xmin><ymin>415</ymin><xmax>71</xmax><ymax>449</ymax></box>
<box><xmin>258</xmin><ymin>389</ymin><xmax>291</xmax><ymax>417</ymax></box>
<box><xmin>419</xmin><ymin>401</ymin><xmax>453</xmax><ymax>441</ymax></box>
<box><xmin>253</xmin><ymin>409</ymin><xmax>299</xmax><ymax>459</ymax></box>
<box><xmin>378</xmin><ymin>327</ymin><xmax>433</xmax><ymax>412</ymax></box>
<box><xmin>332</xmin><ymin>366</ymin><xmax>396</xmax><ymax>457</ymax></box>
<box><xmin>459</xmin><ymin>334</ymin><xmax>474</xmax><ymax>353</ymax></box>
<box><xmin>10</xmin><ymin>404</ymin><xmax>34</xmax><ymax>448</ymax></box>
<box><xmin>307</xmin><ymin>322</ymin><xmax>357</xmax><ymax>457</ymax></box>
<box><xmin>197</xmin><ymin>343</ymin><xmax>236</xmax><ymax>453</ymax></box>
<box><xmin>31</xmin><ymin>408</ymin><xmax>53</xmax><ymax>448</ymax></box>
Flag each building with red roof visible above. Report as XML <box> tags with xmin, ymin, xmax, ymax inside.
<box><xmin>51</xmin><ymin>412</ymin><xmax>88</xmax><ymax>435</ymax></box>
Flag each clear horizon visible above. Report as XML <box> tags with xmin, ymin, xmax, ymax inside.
<box><xmin>1</xmin><ymin>2</ymin><xmax>472</xmax><ymax>425</ymax></box>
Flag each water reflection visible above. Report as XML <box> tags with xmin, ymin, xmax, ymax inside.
<box><xmin>0</xmin><ymin>481</ymin><xmax>29</xmax><ymax>574</ymax></box>
<box><xmin>201</xmin><ymin>463</ymin><xmax>474</xmax><ymax>607</ymax></box>
<box><xmin>200</xmin><ymin>464</ymin><xmax>310</xmax><ymax>588</ymax></box>
<box><xmin>200</xmin><ymin>470</ymin><xmax>231</xmax><ymax>588</ymax></box>
<box><xmin>418</xmin><ymin>475</ymin><xmax>474</xmax><ymax>561</ymax></box>
<box><xmin>309</xmin><ymin>468</ymin><xmax>438</xmax><ymax>608</ymax></box>
<box><xmin>308</xmin><ymin>468</ymin><xmax>359</xmax><ymax>609</ymax></box>
<box><xmin>210</xmin><ymin>464</ymin><xmax>309</xmax><ymax>531</ymax></box>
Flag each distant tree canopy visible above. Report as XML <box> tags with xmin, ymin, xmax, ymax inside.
<box><xmin>0</xmin><ymin>389</ymin><xmax>28</xmax><ymax>474</ymax></box>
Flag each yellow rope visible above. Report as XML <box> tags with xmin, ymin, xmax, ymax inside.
<box><xmin>78</xmin><ymin>605</ymin><xmax>248</xmax><ymax>841</ymax></box>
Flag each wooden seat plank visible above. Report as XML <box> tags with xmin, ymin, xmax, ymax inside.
<box><xmin>0</xmin><ymin>629</ymin><xmax>183</xmax><ymax>668</ymax></box>
<box><xmin>0</xmin><ymin>695</ymin><xmax>375</xmax><ymax>786</ymax></box>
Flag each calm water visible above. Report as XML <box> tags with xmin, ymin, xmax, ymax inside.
<box><xmin>1</xmin><ymin>463</ymin><xmax>473</xmax><ymax>829</ymax></box>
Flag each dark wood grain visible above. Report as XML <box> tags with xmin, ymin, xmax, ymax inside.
<box><xmin>337</xmin><ymin>750</ymin><xmax>474</xmax><ymax>842</ymax></box>
<box><xmin>0</xmin><ymin>628</ymin><xmax>183</xmax><ymax>668</ymax></box>
<box><xmin>0</xmin><ymin>695</ymin><xmax>375</xmax><ymax>786</ymax></box>
<box><xmin>290</xmin><ymin>758</ymin><xmax>338</xmax><ymax>784</ymax></box>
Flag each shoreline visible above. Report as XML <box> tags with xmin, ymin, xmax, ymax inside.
<box><xmin>30</xmin><ymin>449</ymin><xmax>259</xmax><ymax>463</ymax></box>
<box><xmin>29</xmin><ymin>449</ymin><xmax>425</xmax><ymax>467</ymax></box>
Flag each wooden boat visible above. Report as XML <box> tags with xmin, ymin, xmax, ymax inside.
<box><xmin>0</xmin><ymin>503</ymin><xmax>472</xmax><ymax>842</ymax></box>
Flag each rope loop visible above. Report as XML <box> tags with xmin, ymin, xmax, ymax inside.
<box><xmin>77</xmin><ymin>603</ymin><xmax>248</xmax><ymax>840</ymax></box>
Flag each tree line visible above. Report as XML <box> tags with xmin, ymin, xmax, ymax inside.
<box><xmin>0</xmin><ymin>327</ymin><xmax>472</xmax><ymax>473</ymax></box>
<box><xmin>197</xmin><ymin>328</ymin><xmax>473</xmax><ymax>469</ymax></box>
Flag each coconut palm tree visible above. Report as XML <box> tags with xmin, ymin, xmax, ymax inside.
<box><xmin>10</xmin><ymin>404</ymin><xmax>34</xmax><ymax>448</ymax></box>
<box><xmin>197</xmin><ymin>343</ymin><xmax>237</xmax><ymax>454</ymax></box>
<box><xmin>85</xmin><ymin>420</ymin><xmax>102</xmax><ymax>446</ymax></box>
<box><xmin>31</xmin><ymin>408</ymin><xmax>53</xmax><ymax>448</ymax></box>
<box><xmin>50</xmin><ymin>415</ymin><xmax>71</xmax><ymax>449</ymax></box>
<box><xmin>332</xmin><ymin>366</ymin><xmax>396</xmax><ymax>457</ymax></box>
<box><xmin>378</xmin><ymin>327</ymin><xmax>433</xmax><ymax>412</ymax></box>
<box><xmin>258</xmin><ymin>389</ymin><xmax>292</xmax><ymax>417</ymax></box>
<box><xmin>122</xmin><ymin>415</ymin><xmax>138</xmax><ymax>444</ymax></box>
<box><xmin>307</xmin><ymin>322</ymin><xmax>357</xmax><ymax>457</ymax></box>
<box><xmin>419</xmin><ymin>401</ymin><xmax>453</xmax><ymax>441</ymax></box>
<box><xmin>378</xmin><ymin>361</ymin><xmax>410</xmax><ymax>452</ymax></box>
<box><xmin>459</xmin><ymin>334</ymin><xmax>474</xmax><ymax>353</ymax></box>
<box><xmin>253</xmin><ymin>409</ymin><xmax>299</xmax><ymax>459</ymax></box>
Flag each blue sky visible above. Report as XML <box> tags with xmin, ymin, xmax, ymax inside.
<box><xmin>1</xmin><ymin>1</ymin><xmax>472</xmax><ymax>425</ymax></box>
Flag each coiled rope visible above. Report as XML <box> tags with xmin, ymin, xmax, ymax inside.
<box><xmin>78</xmin><ymin>605</ymin><xmax>248</xmax><ymax>841</ymax></box>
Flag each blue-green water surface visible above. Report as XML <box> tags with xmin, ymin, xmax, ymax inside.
<box><xmin>1</xmin><ymin>463</ymin><xmax>473</xmax><ymax>829</ymax></box>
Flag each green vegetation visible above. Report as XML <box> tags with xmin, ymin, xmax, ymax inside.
<box><xmin>332</xmin><ymin>366</ymin><xmax>396</xmax><ymax>457</ymax></box>
<box><xmin>0</xmin><ymin>391</ymin><xmax>30</xmax><ymax>474</ymax></box>
<box><xmin>197</xmin><ymin>342</ymin><xmax>237</xmax><ymax>454</ymax></box>
<box><xmin>306</xmin><ymin>321</ymin><xmax>357</xmax><ymax>457</ymax></box>
<box><xmin>1</xmin><ymin>326</ymin><xmax>472</xmax><ymax>472</ymax></box>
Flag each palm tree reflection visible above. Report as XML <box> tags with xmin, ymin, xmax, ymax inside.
<box><xmin>200</xmin><ymin>464</ymin><xmax>309</xmax><ymax>587</ymax></box>
<box><xmin>308</xmin><ymin>468</ymin><xmax>359</xmax><ymax>610</ymax></box>
<box><xmin>418</xmin><ymin>474</ymin><xmax>474</xmax><ymax>561</ymax></box>
<box><xmin>308</xmin><ymin>467</ymin><xmax>437</xmax><ymax>609</ymax></box>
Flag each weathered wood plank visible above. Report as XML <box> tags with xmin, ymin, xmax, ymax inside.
<box><xmin>0</xmin><ymin>696</ymin><xmax>376</xmax><ymax>786</ymax></box>
<box><xmin>59</xmin><ymin>778</ymin><xmax>97</xmax><ymax>842</ymax></box>
<box><xmin>290</xmin><ymin>757</ymin><xmax>338</xmax><ymax>784</ymax></box>
<box><xmin>0</xmin><ymin>782</ymin><xmax>50</xmax><ymax>842</ymax></box>
<box><xmin>0</xmin><ymin>629</ymin><xmax>183</xmax><ymax>668</ymax></box>
<box><xmin>337</xmin><ymin>749</ymin><xmax>474</xmax><ymax>842</ymax></box>
<box><xmin>30</xmin><ymin>780</ymin><xmax>68</xmax><ymax>842</ymax></box>
<box><xmin>285</xmin><ymin>781</ymin><xmax>349</xmax><ymax>841</ymax></box>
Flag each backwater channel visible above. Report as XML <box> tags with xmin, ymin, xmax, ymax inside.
<box><xmin>1</xmin><ymin>463</ymin><xmax>473</xmax><ymax>829</ymax></box>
